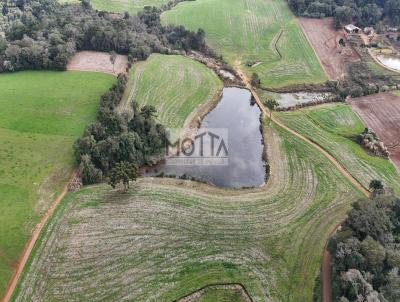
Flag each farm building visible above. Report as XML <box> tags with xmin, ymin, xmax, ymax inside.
<box><xmin>344</xmin><ymin>24</ymin><xmax>360</xmax><ymax>34</ymax></box>
<box><xmin>363</xmin><ymin>27</ymin><xmax>374</xmax><ymax>35</ymax></box>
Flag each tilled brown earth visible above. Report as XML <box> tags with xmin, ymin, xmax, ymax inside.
<box><xmin>299</xmin><ymin>17</ymin><xmax>359</xmax><ymax>80</ymax></box>
<box><xmin>349</xmin><ymin>92</ymin><xmax>400</xmax><ymax>171</ymax></box>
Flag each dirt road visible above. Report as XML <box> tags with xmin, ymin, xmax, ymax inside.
<box><xmin>236</xmin><ymin>65</ymin><xmax>369</xmax><ymax>302</ymax></box>
<box><xmin>1</xmin><ymin>172</ymin><xmax>76</xmax><ymax>302</ymax></box>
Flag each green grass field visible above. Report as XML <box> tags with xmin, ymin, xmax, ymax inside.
<box><xmin>0</xmin><ymin>71</ymin><xmax>115</xmax><ymax>297</ymax></box>
<box><xmin>13</xmin><ymin>121</ymin><xmax>363</xmax><ymax>302</ymax></box>
<box><xmin>395</xmin><ymin>90</ymin><xmax>400</xmax><ymax>96</ymax></box>
<box><xmin>59</xmin><ymin>0</ymin><xmax>169</xmax><ymax>14</ymax></box>
<box><xmin>162</xmin><ymin>0</ymin><xmax>327</xmax><ymax>88</ymax></box>
<box><xmin>120</xmin><ymin>54</ymin><xmax>222</xmax><ymax>128</ymax></box>
<box><xmin>275</xmin><ymin>103</ymin><xmax>400</xmax><ymax>194</ymax></box>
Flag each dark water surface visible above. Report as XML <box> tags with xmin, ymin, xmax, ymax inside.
<box><xmin>145</xmin><ymin>87</ymin><xmax>266</xmax><ymax>188</ymax></box>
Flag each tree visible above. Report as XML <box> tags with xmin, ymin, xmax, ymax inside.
<box><xmin>140</xmin><ymin>105</ymin><xmax>157</xmax><ymax>119</ymax></box>
<box><xmin>347</xmin><ymin>199</ymin><xmax>393</xmax><ymax>243</ymax></box>
<box><xmin>360</xmin><ymin>236</ymin><xmax>386</xmax><ymax>267</ymax></box>
<box><xmin>79</xmin><ymin>154</ymin><xmax>103</xmax><ymax>185</ymax></box>
<box><xmin>81</xmin><ymin>0</ymin><xmax>91</xmax><ymax>10</ymax></box>
<box><xmin>264</xmin><ymin>99</ymin><xmax>279</xmax><ymax>123</ymax></box>
<box><xmin>109</xmin><ymin>51</ymin><xmax>117</xmax><ymax>73</ymax></box>
<box><xmin>380</xmin><ymin>268</ymin><xmax>400</xmax><ymax>301</ymax></box>
<box><xmin>369</xmin><ymin>179</ymin><xmax>384</xmax><ymax>197</ymax></box>
<box><xmin>251</xmin><ymin>72</ymin><xmax>261</xmax><ymax>87</ymax></box>
<box><xmin>108</xmin><ymin>162</ymin><xmax>138</xmax><ymax>191</ymax></box>
<box><xmin>2</xmin><ymin>1</ymin><xmax>9</xmax><ymax>15</ymax></box>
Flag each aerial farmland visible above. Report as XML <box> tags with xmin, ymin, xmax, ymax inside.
<box><xmin>1</xmin><ymin>0</ymin><xmax>400</xmax><ymax>301</ymax></box>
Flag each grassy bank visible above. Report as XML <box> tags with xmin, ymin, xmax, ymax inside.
<box><xmin>120</xmin><ymin>54</ymin><xmax>223</xmax><ymax>128</ymax></box>
<box><xmin>13</xmin><ymin>121</ymin><xmax>363</xmax><ymax>301</ymax></box>
<box><xmin>275</xmin><ymin>103</ymin><xmax>400</xmax><ymax>193</ymax></box>
<box><xmin>162</xmin><ymin>0</ymin><xmax>327</xmax><ymax>88</ymax></box>
<box><xmin>0</xmin><ymin>71</ymin><xmax>115</xmax><ymax>296</ymax></box>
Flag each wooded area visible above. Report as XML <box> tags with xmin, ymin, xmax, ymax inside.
<box><xmin>288</xmin><ymin>0</ymin><xmax>400</xmax><ymax>28</ymax></box>
<box><xmin>328</xmin><ymin>191</ymin><xmax>400</xmax><ymax>301</ymax></box>
<box><xmin>0</xmin><ymin>0</ymin><xmax>209</xmax><ymax>72</ymax></box>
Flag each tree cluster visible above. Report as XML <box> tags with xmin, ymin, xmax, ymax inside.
<box><xmin>74</xmin><ymin>73</ymin><xmax>166</xmax><ymax>185</ymax></box>
<box><xmin>0</xmin><ymin>0</ymin><xmax>210</xmax><ymax>72</ymax></box>
<box><xmin>328</xmin><ymin>191</ymin><xmax>400</xmax><ymax>301</ymax></box>
<box><xmin>288</xmin><ymin>0</ymin><xmax>400</xmax><ymax>28</ymax></box>
<box><xmin>327</xmin><ymin>61</ymin><xmax>399</xmax><ymax>100</ymax></box>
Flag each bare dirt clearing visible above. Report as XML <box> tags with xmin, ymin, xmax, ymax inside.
<box><xmin>349</xmin><ymin>92</ymin><xmax>400</xmax><ymax>171</ymax></box>
<box><xmin>67</xmin><ymin>51</ymin><xmax>128</xmax><ymax>75</ymax></box>
<box><xmin>299</xmin><ymin>17</ymin><xmax>359</xmax><ymax>80</ymax></box>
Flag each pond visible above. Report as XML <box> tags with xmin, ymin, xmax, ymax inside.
<box><xmin>377</xmin><ymin>55</ymin><xmax>400</xmax><ymax>72</ymax></box>
<box><xmin>144</xmin><ymin>87</ymin><xmax>266</xmax><ymax>188</ymax></box>
<box><xmin>258</xmin><ymin>90</ymin><xmax>332</xmax><ymax>109</ymax></box>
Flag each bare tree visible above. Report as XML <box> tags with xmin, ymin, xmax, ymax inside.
<box><xmin>109</xmin><ymin>51</ymin><xmax>117</xmax><ymax>73</ymax></box>
<box><xmin>264</xmin><ymin>99</ymin><xmax>279</xmax><ymax>124</ymax></box>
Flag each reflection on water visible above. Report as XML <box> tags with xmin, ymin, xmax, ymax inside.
<box><xmin>377</xmin><ymin>55</ymin><xmax>400</xmax><ymax>72</ymax></box>
<box><xmin>144</xmin><ymin>87</ymin><xmax>266</xmax><ymax>188</ymax></box>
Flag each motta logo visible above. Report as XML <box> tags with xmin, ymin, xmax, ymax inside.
<box><xmin>165</xmin><ymin>128</ymin><xmax>228</xmax><ymax>166</ymax></box>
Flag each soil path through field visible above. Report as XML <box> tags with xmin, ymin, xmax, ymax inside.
<box><xmin>1</xmin><ymin>171</ymin><xmax>77</xmax><ymax>302</ymax></box>
<box><xmin>235</xmin><ymin>63</ymin><xmax>369</xmax><ymax>302</ymax></box>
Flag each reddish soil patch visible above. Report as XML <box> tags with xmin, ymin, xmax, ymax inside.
<box><xmin>67</xmin><ymin>51</ymin><xmax>128</xmax><ymax>75</ymax></box>
<box><xmin>349</xmin><ymin>93</ymin><xmax>400</xmax><ymax>171</ymax></box>
<box><xmin>299</xmin><ymin>17</ymin><xmax>360</xmax><ymax>80</ymax></box>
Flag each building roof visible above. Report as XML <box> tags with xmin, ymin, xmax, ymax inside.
<box><xmin>345</xmin><ymin>24</ymin><xmax>360</xmax><ymax>31</ymax></box>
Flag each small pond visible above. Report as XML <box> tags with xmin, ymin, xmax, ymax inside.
<box><xmin>275</xmin><ymin>92</ymin><xmax>332</xmax><ymax>108</ymax></box>
<box><xmin>377</xmin><ymin>55</ymin><xmax>400</xmax><ymax>72</ymax></box>
<box><xmin>144</xmin><ymin>87</ymin><xmax>266</xmax><ymax>188</ymax></box>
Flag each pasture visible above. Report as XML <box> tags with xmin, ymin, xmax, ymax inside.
<box><xmin>13</xmin><ymin>122</ymin><xmax>363</xmax><ymax>302</ymax></box>
<box><xmin>0</xmin><ymin>71</ymin><xmax>115</xmax><ymax>297</ymax></box>
<box><xmin>59</xmin><ymin>0</ymin><xmax>169</xmax><ymax>13</ymax></box>
<box><xmin>162</xmin><ymin>0</ymin><xmax>327</xmax><ymax>88</ymax></box>
<box><xmin>120</xmin><ymin>54</ymin><xmax>223</xmax><ymax>128</ymax></box>
<box><xmin>275</xmin><ymin>103</ymin><xmax>400</xmax><ymax>193</ymax></box>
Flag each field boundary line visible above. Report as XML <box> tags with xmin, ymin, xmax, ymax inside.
<box><xmin>297</xmin><ymin>19</ymin><xmax>330</xmax><ymax>80</ymax></box>
<box><xmin>1</xmin><ymin>171</ymin><xmax>77</xmax><ymax>302</ymax></box>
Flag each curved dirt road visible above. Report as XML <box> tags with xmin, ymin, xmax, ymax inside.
<box><xmin>235</xmin><ymin>66</ymin><xmax>369</xmax><ymax>302</ymax></box>
<box><xmin>1</xmin><ymin>172</ymin><xmax>76</xmax><ymax>302</ymax></box>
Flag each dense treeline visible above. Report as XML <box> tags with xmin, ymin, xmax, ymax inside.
<box><xmin>328</xmin><ymin>191</ymin><xmax>400</xmax><ymax>301</ymax></box>
<box><xmin>74</xmin><ymin>74</ymin><xmax>166</xmax><ymax>185</ymax></box>
<box><xmin>0</xmin><ymin>0</ymin><xmax>210</xmax><ymax>72</ymax></box>
<box><xmin>288</xmin><ymin>0</ymin><xmax>400</xmax><ymax>28</ymax></box>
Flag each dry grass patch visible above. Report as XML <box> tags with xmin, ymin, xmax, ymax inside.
<box><xmin>67</xmin><ymin>51</ymin><xmax>128</xmax><ymax>75</ymax></box>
